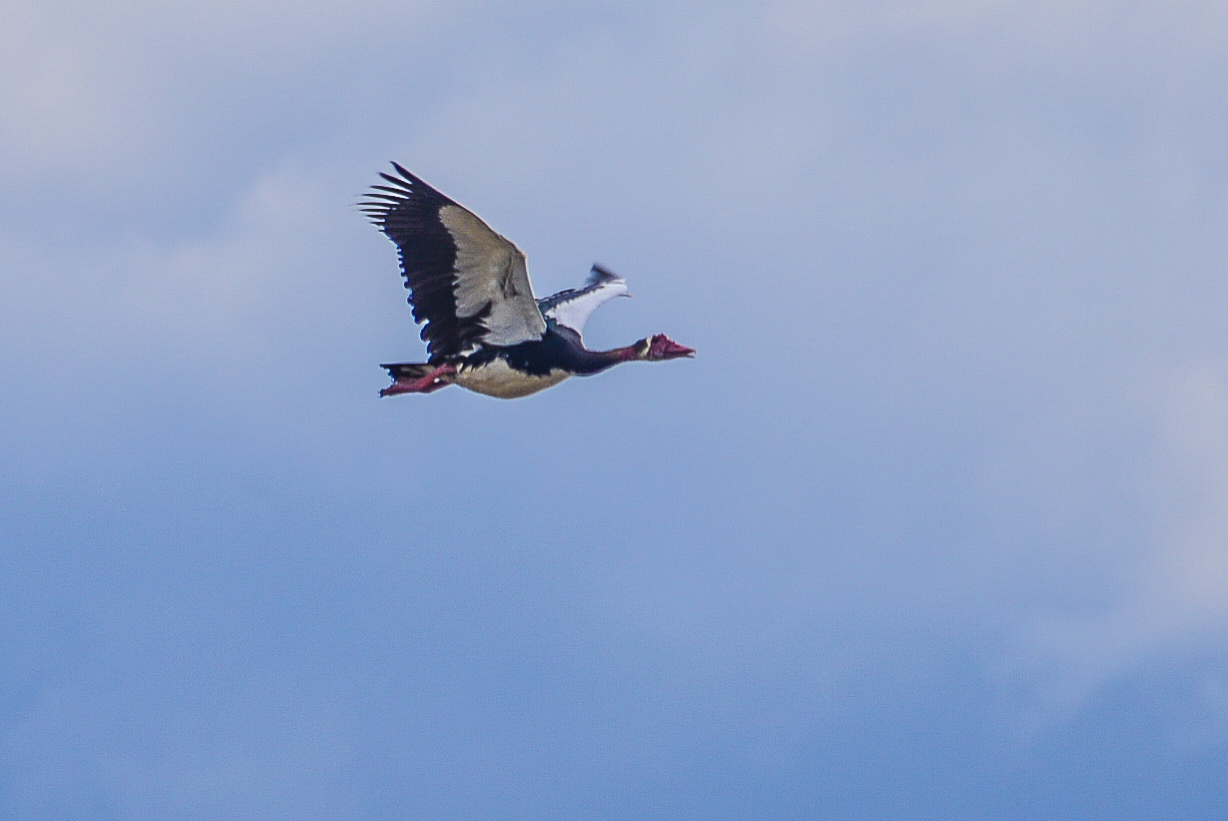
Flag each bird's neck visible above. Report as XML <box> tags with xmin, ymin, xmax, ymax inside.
<box><xmin>570</xmin><ymin>343</ymin><xmax>641</xmax><ymax>375</ymax></box>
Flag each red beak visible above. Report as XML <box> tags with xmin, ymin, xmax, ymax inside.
<box><xmin>664</xmin><ymin>340</ymin><xmax>695</xmax><ymax>357</ymax></box>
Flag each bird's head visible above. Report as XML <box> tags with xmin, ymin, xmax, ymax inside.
<box><xmin>636</xmin><ymin>333</ymin><xmax>695</xmax><ymax>361</ymax></box>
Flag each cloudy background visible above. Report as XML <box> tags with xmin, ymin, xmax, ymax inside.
<box><xmin>3</xmin><ymin>0</ymin><xmax>1228</xmax><ymax>817</ymax></box>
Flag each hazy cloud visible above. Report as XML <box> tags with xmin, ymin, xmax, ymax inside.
<box><xmin>3</xmin><ymin>1</ymin><xmax>1228</xmax><ymax>817</ymax></box>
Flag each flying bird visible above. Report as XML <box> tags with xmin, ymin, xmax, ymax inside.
<box><xmin>361</xmin><ymin>163</ymin><xmax>694</xmax><ymax>399</ymax></box>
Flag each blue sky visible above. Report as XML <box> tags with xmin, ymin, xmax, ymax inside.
<box><xmin>3</xmin><ymin>1</ymin><xmax>1228</xmax><ymax>817</ymax></box>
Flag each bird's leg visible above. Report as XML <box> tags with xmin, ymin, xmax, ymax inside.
<box><xmin>380</xmin><ymin>363</ymin><xmax>456</xmax><ymax>396</ymax></box>
<box><xmin>416</xmin><ymin>378</ymin><xmax>452</xmax><ymax>394</ymax></box>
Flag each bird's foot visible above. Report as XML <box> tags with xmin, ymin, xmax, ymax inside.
<box><xmin>380</xmin><ymin>363</ymin><xmax>456</xmax><ymax>396</ymax></box>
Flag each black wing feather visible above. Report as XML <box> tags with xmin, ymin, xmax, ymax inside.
<box><xmin>361</xmin><ymin>163</ymin><xmax>491</xmax><ymax>362</ymax></box>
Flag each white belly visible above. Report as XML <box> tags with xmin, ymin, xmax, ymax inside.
<box><xmin>455</xmin><ymin>358</ymin><xmax>571</xmax><ymax>399</ymax></box>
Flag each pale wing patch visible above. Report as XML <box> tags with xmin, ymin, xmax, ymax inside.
<box><xmin>439</xmin><ymin>205</ymin><xmax>546</xmax><ymax>346</ymax></box>
<box><xmin>545</xmin><ymin>276</ymin><xmax>629</xmax><ymax>337</ymax></box>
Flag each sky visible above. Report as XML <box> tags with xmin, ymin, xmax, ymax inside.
<box><xmin>2</xmin><ymin>0</ymin><xmax>1228</xmax><ymax>817</ymax></box>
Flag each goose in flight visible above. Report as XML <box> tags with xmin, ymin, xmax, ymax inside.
<box><xmin>361</xmin><ymin>163</ymin><xmax>694</xmax><ymax>399</ymax></box>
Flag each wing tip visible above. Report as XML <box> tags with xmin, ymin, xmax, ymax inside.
<box><xmin>587</xmin><ymin>263</ymin><xmax>624</xmax><ymax>287</ymax></box>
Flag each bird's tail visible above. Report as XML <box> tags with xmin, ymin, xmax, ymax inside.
<box><xmin>380</xmin><ymin>362</ymin><xmax>436</xmax><ymax>381</ymax></box>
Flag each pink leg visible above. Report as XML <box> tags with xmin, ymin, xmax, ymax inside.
<box><xmin>416</xmin><ymin>378</ymin><xmax>452</xmax><ymax>394</ymax></box>
<box><xmin>380</xmin><ymin>363</ymin><xmax>456</xmax><ymax>397</ymax></box>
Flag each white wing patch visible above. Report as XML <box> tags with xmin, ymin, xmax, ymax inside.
<box><xmin>544</xmin><ymin>276</ymin><xmax>630</xmax><ymax>337</ymax></box>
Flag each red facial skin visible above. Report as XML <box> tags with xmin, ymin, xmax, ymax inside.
<box><xmin>645</xmin><ymin>334</ymin><xmax>695</xmax><ymax>360</ymax></box>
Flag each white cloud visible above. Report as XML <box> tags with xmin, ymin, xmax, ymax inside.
<box><xmin>0</xmin><ymin>3</ymin><xmax>152</xmax><ymax>174</ymax></box>
<box><xmin>1011</xmin><ymin>363</ymin><xmax>1228</xmax><ymax>726</ymax></box>
<box><xmin>6</xmin><ymin>0</ymin><xmax>1228</xmax><ymax>775</ymax></box>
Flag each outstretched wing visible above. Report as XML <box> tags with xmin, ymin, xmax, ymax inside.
<box><xmin>361</xmin><ymin>163</ymin><xmax>547</xmax><ymax>361</ymax></box>
<box><xmin>537</xmin><ymin>264</ymin><xmax>630</xmax><ymax>339</ymax></box>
